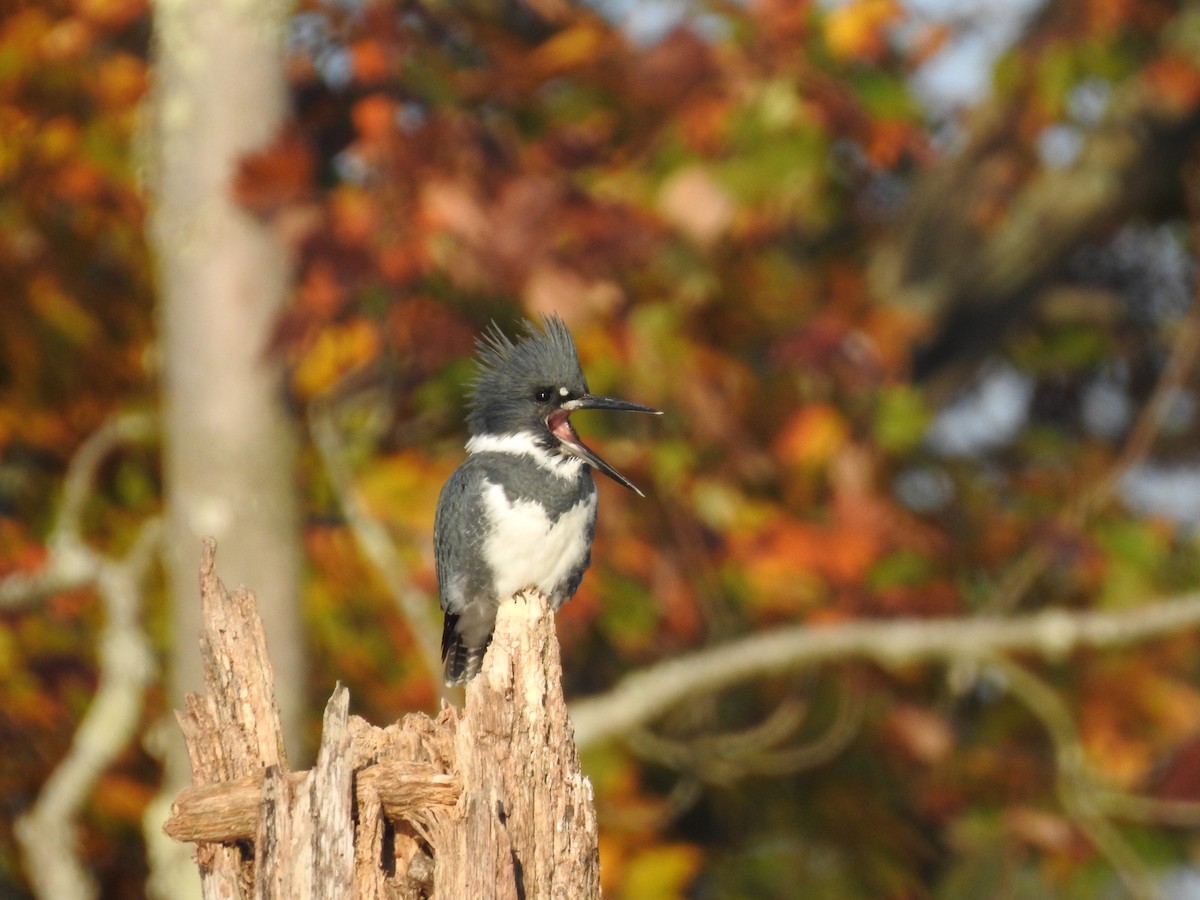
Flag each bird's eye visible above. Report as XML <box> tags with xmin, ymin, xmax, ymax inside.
<box><xmin>534</xmin><ymin>387</ymin><xmax>553</xmax><ymax>403</ymax></box>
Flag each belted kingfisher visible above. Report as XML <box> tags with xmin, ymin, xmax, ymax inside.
<box><xmin>434</xmin><ymin>315</ymin><xmax>660</xmax><ymax>686</ymax></box>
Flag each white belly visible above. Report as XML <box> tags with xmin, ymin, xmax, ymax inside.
<box><xmin>481</xmin><ymin>480</ymin><xmax>596</xmax><ymax>603</ymax></box>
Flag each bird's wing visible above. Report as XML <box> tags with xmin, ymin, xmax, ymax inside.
<box><xmin>433</xmin><ymin>457</ymin><xmax>494</xmax><ymax>616</ymax></box>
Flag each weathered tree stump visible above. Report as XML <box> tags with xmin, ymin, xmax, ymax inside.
<box><xmin>166</xmin><ymin>539</ymin><xmax>599</xmax><ymax>898</ymax></box>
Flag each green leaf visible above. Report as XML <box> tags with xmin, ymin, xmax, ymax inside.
<box><xmin>875</xmin><ymin>385</ymin><xmax>930</xmax><ymax>453</ymax></box>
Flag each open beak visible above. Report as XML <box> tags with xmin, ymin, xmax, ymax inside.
<box><xmin>548</xmin><ymin>395</ymin><xmax>662</xmax><ymax>497</ymax></box>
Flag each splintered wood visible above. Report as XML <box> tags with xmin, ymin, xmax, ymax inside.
<box><xmin>440</xmin><ymin>593</ymin><xmax>600</xmax><ymax>900</ymax></box>
<box><xmin>168</xmin><ymin>539</ymin><xmax>599</xmax><ymax>899</ymax></box>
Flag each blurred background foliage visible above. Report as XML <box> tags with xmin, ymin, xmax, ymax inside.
<box><xmin>7</xmin><ymin>0</ymin><xmax>1200</xmax><ymax>896</ymax></box>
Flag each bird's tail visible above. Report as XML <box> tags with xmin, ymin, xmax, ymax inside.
<box><xmin>441</xmin><ymin>613</ymin><xmax>489</xmax><ymax>687</ymax></box>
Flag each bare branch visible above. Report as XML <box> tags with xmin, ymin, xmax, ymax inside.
<box><xmin>987</xmin><ymin>658</ymin><xmax>1159</xmax><ymax>900</ymax></box>
<box><xmin>626</xmin><ymin>691</ymin><xmax>863</xmax><ymax>784</ymax></box>
<box><xmin>6</xmin><ymin>411</ymin><xmax>160</xmax><ymax>900</ymax></box>
<box><xmin>569</xmin><ymin>592</ymin><xmax>1200</xmax><ymax>749</ymax></box>
<box><xmin>0</xmin><ymin>411</ymin><xmax>156</xmax><ymax>611</ymax></box>
<box><xmin>14</xmin><ymin>517</ymin><xmax>161</xmax><ymax>900</ymax></box>
<box><xmin>0</xmin><ymin>560</ymin><xmax>97</xmax><ymax>611</ymax></box>
<box><xmin>56</xmin><ymin>413</ymin><xmax>158</xmax><ymax>548</ymax></box>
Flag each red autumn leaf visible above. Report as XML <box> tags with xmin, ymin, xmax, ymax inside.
<box><xmin>234</xmin><ymin>127</ymin><xmax>315</xmax><ymax>214</ymax></box>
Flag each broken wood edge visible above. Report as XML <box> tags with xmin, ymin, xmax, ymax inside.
<box><xmin>163</xmin><ymin>758</ymin><xmax>460</xmax><ymax>844</ymax></box>
<box><xmin>167</xmin><ymin>576</ymin><xmax>598</xmax><ymax>899</ymax></box>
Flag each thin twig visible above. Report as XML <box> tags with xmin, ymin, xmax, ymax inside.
<box><xmin>988</xmin><ymin>658</ymin><xmax>1161</xmax><ymax>900</ymax></box>
<box><xmin>308</xmin><ymin>398</ymin><xmax>445</xmax><ymax>695</ymax></box>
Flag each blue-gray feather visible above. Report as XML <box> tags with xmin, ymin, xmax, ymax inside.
<box><xmin>439</xmin><ymin>317</ymin><xmax>592</xmax><ymax>686</ymax></box>
<box><xmin>467</xmin><ymin>315</ymin><xmax>587</xmax><ymax>437</ymax></box>
<box><xmin>434</xmin><ymin>449</ymin><xmax>598</xmax><ymax>685</ymax></box>
<box><xmin>435</xmin><ymin>314</ymin><xmax>633</xmax><ymax>687</ymax></box>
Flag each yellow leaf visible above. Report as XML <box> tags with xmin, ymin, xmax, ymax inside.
<box><xmin>291</xmin><ymin>319</ymin><xmax>380</xmax><ymax>398</ymax></box>
<box><xmin>356</xmin><ymin>452</ymin><xmax>448</xmax><ymax>530</ymax></box>
<box><xmin>619</xmin><ymin>843</ymin><xmax>702</xmax><ymax>900</ymax></box>
<box><xmin>529</xmin><ymin>23</ymin><xmax>608</xmax><ymax>76</ymax></box>
<box><xmin>30</xmin><ymin>276</ymin><xmax>100</xmax><ymax>345</ymax></box>
<box><xmin>824</xmin><ymin>0</ymin><xmax>900</xmax><ymax>62</ymax></box>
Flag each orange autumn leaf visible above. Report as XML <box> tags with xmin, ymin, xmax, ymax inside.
<box><xmin>1084</xmin><ymin>0</ymin><xmax>1138</xmax><ymax>36</ymax></box>
<box><xmin>679</xmin><ymin>95</ymin><xmax>732</xmax><ymax>154</ymax></box>
<box><xmin>773</xmin><ymin>403</ymin><xmax>849</xmax><ymax>467</ymax></box>
<box><xmin>39</xmin><ymin>16</ymin><xmax>91</xmax><ymax>62</ymax></box>
<box><xmin>1144</xmin><ymin>55</ymin><xmax>1200</xmax><ymax>113</ymax></box>
<box><xmin>377</xmin><ymin>237</ymin><xmax>428</xmax><ymax>283</ymax></box>
<box><xmin>0</xmin><ymin>521</ymin><xmax>50</xmax><ymax>574</ymax></box>
<box><xmin>350</xmin><ymin>38</ymin><xmax>391</xmax><ymax>85</ymax></box>
<box><xmin>331</xmin><ymin>185</ymin><xmax>378</xmax><ymax>244</ymax></box>
<box><xmin>92</xmin><ymin>51</ymin><xmax>147</xmax><ymax>109</ymax></box>
<box><xmin>598</xmin><ymin>835</ymin><xmax>629</xmax><ymax>896</ymax></box>
<box><xmin>74</xmin><ymin>0</ymin><xmax>146</xmax><ymax>29</ymax></box>
<box><xmin>822</xmin><ymin>523</ymin><xmax>883</xmax><ymax>583</ymax></box>
<box><xmin>0</xmin><ymin>406</ymin><xmax>75</xmax><ymax>450</ymax></box>
<box><xmin>92</xmin><ymin>772</ymin><xmax>154</xmax><ymax>823</ymax></box>
<box><xmin>742</xmin><ymin>541</ymin><xmax>827</xmax><ymax>615</ymax></box>
<box><xmin>738</xmin><ymin>515</ymin><xmax>883</xmax><ymax>610</ymax></box>
<box><xmin>298</xmin><ymin>260</ymin><xmax>346</xmax><ymax>319</ymax></box>
<box><xmin>1079</xmin><ymin>665</ymin><xmax>1200</xmax><ymax>787</ymax></box>
<box><xmin>865</xmin><ymin>118</ymin><xmax>918</xmax><ymax>170</ymax></box>
<box><xmin>351</xmin><ymin>93</ymin><xmax>395</xmax><ymax>142</ymax></box>
<box><xmin>654</xmin><ymin>563</ymin><xmax>703</xmax><ymax>643</ymax></box>
<box><xmin>805</xmin><ymin>606</ymin><xmax>856</xmax><ymax>627</ymax></box>
<box><xmin>859</xmin><ymin>305</ymin><xmax>928</xmax><ymax>376</ymax></box>
<box><xmin>54</xmin><ymin>159</ymin><xmax>104</xmax><ymax>202</ymax></box>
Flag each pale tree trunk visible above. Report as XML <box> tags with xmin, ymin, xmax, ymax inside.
<box><xmin>145</xmin><ymin>0</ymin><xmax>302</xmax><ymax>894</ymax></box>
<box><xmin>166</xmin><ymin>541</ymin><xmax>600</xmax><ymax>899</ymax></box>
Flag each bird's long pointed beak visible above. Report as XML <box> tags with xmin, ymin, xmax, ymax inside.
<box><xmin>563</xmin><ymin>394</ymin><xmax>662</xmax><ymax>416</ymax></box>
<box><xmin>551</xmin><ymin>394</ymin><xmax>662</xmax><ymax>496</ymax></box>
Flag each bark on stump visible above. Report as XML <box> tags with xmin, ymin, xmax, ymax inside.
<box><xmin>166</xmin><ymin>539</ymin><xmax>599</xmax><ymax>899</ymax></box>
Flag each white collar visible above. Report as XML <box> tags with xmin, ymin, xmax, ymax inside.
<box><xmin>465</xmin><ymin>431</ymin><xmax>582</xmax><ymax>480</ymax></box>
